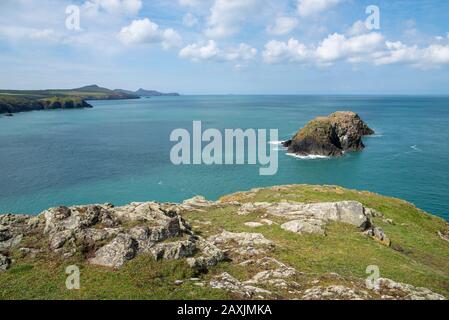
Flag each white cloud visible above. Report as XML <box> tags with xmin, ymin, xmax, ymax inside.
<box><xmin>375</xmin><ymin>42</ymin><xmax>449</xmax><ymax>68</ymax></box>
<box><xmin>179</xmin><ymin>40</ymin><xmax>257</xmax><ymax>63</ymax></box>
<box><xmin>82</xmin><ymin>0</ymin><xmax>143</xmax><ymax>16</ymax></box>
<box><xmin>262</xmin><ymin>39</ymin><xmax>309</xmax><ymax>63</ymax></box>
<box><xmin>297</xmin><ymin>0</ymin><xmax>343</xmax><ymax>17</ymax></box>
<box><xmin>183</xmin><ymin>13</ymin><xmax>199</xmax><ymax>27</ymax></box>
<box><xmin>117</xmin><ymin>18</ymin><xmax>182</xmax><ymax>49</ymax></box>
<box><xmin>179</xmin><ymin>0</ymin><xmax>206</xmax><ymax>7</ymax></box>
<box><xmin>204</xmin><ymin>0</ymin><xmax>259</xmax><ymax>38</ymax></box>
<box><xmin>267</xmin><ymin>17</ymin><xmax>298</xmax><ymax>36</ymax></box>
<box><xmin>347</xmin><ymin>20</ymin><xmax>368</xmax><ymax>36</ymax></box>
<box><xmin>316</xmin><ymin>32</ymin><xmax>384</xmax><ymax>63</ymax></box>
<box><xmin>0</xmin><ymin>26</ymin><xmax>61</xmax><ymax>43</ymax></box>
<box><xmin>262</xmin><ymin>30</ymin><xmax>449</xmax><ymax>69</ymax></box>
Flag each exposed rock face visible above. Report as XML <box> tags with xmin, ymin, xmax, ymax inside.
<box><xmin>375</xmin><ymin>278</ymin><xmax>446</xmax><ymax>300</ymax></box>
<box><xmin>283</xmin><ymin>111</ymin><xmax>374</xmax><ymax>157</ymax></box>
<box><xmin>208</xmin><ymin>231</ymin><xmax>275</xmax><ymax>257</ymax></box>
<box><xmin>210</xmin><ymin>273</ymin><xmax>272</xmax><ymax>298</ymax></box>
<box><xmin>302</xmin><ymin>285</ymin><xmax>370</xmax><ymax>300</ymax></box>
<box><xmin>238</xmin><ymin>200</ymin><xmax>375</xmax><ymax>236</ymax></box>
<box><xmin>0</xmin><ymin>202</ymin><xmax>226</xmax><ymax>270</ymax></box>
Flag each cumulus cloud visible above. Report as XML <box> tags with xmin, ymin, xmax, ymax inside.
<box><xmin>267</xmin><ymin>17</ymin><xmax>298</xmax><ymax>36</ymax></box>
<box><xmin>179</xmin><ymin>40</ymin><xmax>257</xmax><ymax>63</ymax></box>
<box><xmin>204</xmin><ymin>0</ymin><xmax>259</xmax><ymax>38</ymax></box>
<box><xmin>347</xmin><ymin>20</ymin><xmax>368</xmax><ymax>36</ymax></box>
<box><xmin>375</xmin><ymin>41</ymin><xmax>449</xmax><ymax>68</ymax></box>
<box><xmin>117</xmin><ymin>18</ymin><xmax>181</xmax><ymax>49</ymax></box>
<box><xmin>297</xmin><ymin>0</ymin><xmax>343</xmax><ymax>17</ymax></box>
<box><xmin>262</xmin><ymin>30</ymin><xmax>449</xmax><ymax>68</ymax></box>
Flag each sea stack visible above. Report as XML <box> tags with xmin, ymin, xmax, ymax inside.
<box><xmin>283</xmin><ymin>111</ymin><xmax>374</xmax><ymax>157</ymax></box>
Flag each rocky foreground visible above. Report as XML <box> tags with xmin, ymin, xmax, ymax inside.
<box><xmin>284</xmin><ymin>112</ymin><xmax>374</xmax><ymax>157</ymax></box>
<box><xmin>1</xmin><ymin>185</ymin><xmax>449</xmax><ymax>300</ymax></box>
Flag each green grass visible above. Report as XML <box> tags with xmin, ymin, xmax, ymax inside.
<box><xmin>1</xmin><ymin>185</ymin><xmax>448</xmax><ymax>299</ymax></box>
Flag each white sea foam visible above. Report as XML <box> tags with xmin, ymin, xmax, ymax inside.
<box><xmin>411</xmin><ymin>145</ymin><xmax>422</xmax><ymax>152</ymax></box>
<box><xmin>268</xmin><ymin>140</ymin><xmax>284</xmax><ymax>145</ymax></box>
<box><xmin>286</xmin><ymin>153</ymin><xmax>329</xmax><ymax>160</ymax></box>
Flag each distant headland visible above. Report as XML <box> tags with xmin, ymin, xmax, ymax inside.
<box><xmin>0</xmin><ymin>85</ymin><xmax>180</xmax><ymax>115</ymax></box>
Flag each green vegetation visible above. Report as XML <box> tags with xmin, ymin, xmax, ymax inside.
<box><xmin>1</xmin><ymin>185</ymin><xmax>448</xmax><ymax>299</ymax></box>
<box><xmin>0</xmin><ymin>85</ymin><xmax>138</xmax><ymax>114</ymax></box>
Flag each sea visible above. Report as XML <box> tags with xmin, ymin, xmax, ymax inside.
<box><xmin>1</xmin><ymin>95</ymin><xmax>448</xmax><ymax>221</ymax></box>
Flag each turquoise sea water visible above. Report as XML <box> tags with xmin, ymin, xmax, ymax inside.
<box><xmin>1</xmin><ymin>95</ymin><xmax>449</xmax><ymax>221</ymax></box>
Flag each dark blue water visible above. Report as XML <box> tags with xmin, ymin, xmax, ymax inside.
<box><xmin>1</xmin><ymin>95</ymin><xmax>448</xmax><ymax>220</ymax></box>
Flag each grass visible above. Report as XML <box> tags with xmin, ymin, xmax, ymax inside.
<box><xmin>1</xmin><ymin>184</ymin><xmax>448</xmax><ymax>299</ymax></box>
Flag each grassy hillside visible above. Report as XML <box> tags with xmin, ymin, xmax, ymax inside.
<box><xmin>0</xmin><ymin>185</ymin><xmax>448</xmax><ymax>300</ymax></box>
<box><xmin>0</xmin><ymin>85</ymin><xmax>138</xmax><ymax>114</ymax></box>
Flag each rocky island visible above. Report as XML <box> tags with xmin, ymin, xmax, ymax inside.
<box><xmin>284</xmin><ymin>112</ymin><xmax>375</xmax><ymax>157</ymax></box>
<box><xmin>1</xmin><ymin>185</ymin><xmax>448</xmax><ymax>300</ymax></box>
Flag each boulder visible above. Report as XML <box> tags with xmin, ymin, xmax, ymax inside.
<box><xmin>0</xmin><ymin>254</ymin><xmax>11</xmax><ymax>272</ymax></box>
<box><xmin>281</xmin><ymin>220</ymin><xmax>325</xmax><ymax>235</ymax></box>
<box><xmin>89</xmin><ymin>234</ymin><xmax>138</xmax><ymax>268</ymax></box>
<box><xmin>210</xmin><ymin>273</ymin><xmax>271</xmax><ymax>298</ymax></box>
<box><xmin>208</xmin><ymin>231</ymin><xmax>275</xmax><ymax>257</ymax></box>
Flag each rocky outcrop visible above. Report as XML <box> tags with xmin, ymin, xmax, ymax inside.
<box><xmin>283</xmin><ymin>111</ymin><xmax>374</xmax><ymax>157</ymax></box>
<box><xmin>236</xmin><ymin>200</ymin><xmax>388</xmax><ymax>244</ymax></box>
<box><xmin>0</xmin><ymin>191</ymin><xmax>445</xmax><ymax>300</ymax></box>
<box><xmin>0</xmin><ymin>202</ymin><xmax>226</xmax><ymax>270</ymax></box>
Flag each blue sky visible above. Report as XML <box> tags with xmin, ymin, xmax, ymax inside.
<box><xmin>0</xmin><ymin>0</ymin><xmax>449</xmax><ymax>94</ymax></box>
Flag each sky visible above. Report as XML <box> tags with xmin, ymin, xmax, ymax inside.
<box><xmin>0</xmin><ymin>0</ymin><xmax>449</xmax><ymax>94</ymax></box>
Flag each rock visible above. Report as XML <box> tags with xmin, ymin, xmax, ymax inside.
<box><xmin>302</xmin><ymin>285</ymin><xmax>370</xmax><ymax>300</ymax></box>
<box><xmin>375</xmin><ymin>278</ymin><xmax>446</xmax><ymax>300</ymax></box>
<box><xmin>364</xmin><ymin>207</ymin><xmax>384</xmax><ymax>218</ymax></box>
<box><xmin>364</xmin><ymin>226</ymin><xmax>391</xmax><ymax>246</ymax></box>
<box><xmin>281</xmin><ymin>220</ymin><xmax>325</xmax><ymax>235</ymax></box>
<box><xmin>150</xmin><ymin>240</ymin><xmax>196</xmax><ymax>260</ymax></box>
<box><xmin>0</xmin><ymin>226</ymin><xmax>12</xmax><ymax>242</ymax></box>
<box><xmin>208</xmin><ymin>231</ymin><xmax>275</xmax><ymax>257</ymax></box>
<box><xmin>49</xmin><ymin>230</ymin><xmax>73</xmax><ymax>250</ymax></box>
<box><xmin>284</xmin><ymin>111</ymin><xmax>374</xmax><ymax>157</ymax></box>
<box><xmin>181</xmin><ymin>196</ymin><xmax>218</xmax><ymax>211</ymax></box>
<box><xmin>244</xmin><ymin>258</ymin><xmax>298</xmax><ymax>289</ymax></box>
<box><xmin>260</xmin><ymin>219</ymin><xmax>275</xmax><ymax>225</ymax></box>
<box><xmin>186</xmin><ymin>238</ymin><xmax>225</xmax><ymax>271</ymax></box>
<box><xmin>210</xmin><ymin>273</ymin><xmax>271</xmax><ymax>298</ymax></box>
<box><xmin>438</xmin><ymin>230</ymin><xmax>449</xmax><ymax>243</ymax></box>
<box><xmin>0</xmin><ymin>254</ymin><xmax>11</xmax><ymax>272</ymax></box>
<box><xmin>244</xmin><ymin>222</ymin><xmax>264</xmax><ymax>228</ymax></box>
<box><xmin>89</xmin><ymin>234</ymin><xmax>138</xmax><ymax>268</ymax></box>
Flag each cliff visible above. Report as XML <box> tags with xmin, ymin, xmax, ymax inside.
<box><xmin>1</xmin><ymin>185</ymin><xmax>448</xmax><ymax>300</ymax></box>
<box><xmin>284</xmin><ymin>112</ymin><xmax>375</xmax><ymax>157</ymax></box>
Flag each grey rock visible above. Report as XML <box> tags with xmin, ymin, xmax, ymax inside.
<box><xmin>210</xmin><ymin>273</ymin><xmax>271</xmax><ymax>298</ymax></box>
<box><xmin>375</xmin><ymin>278</ymin><xmax>446</xmax><ymax>300</ymax></box>
<box><xmin>281</xmin><ymin>220</ymin><xmax>325</xmax><ymax>235</ymax></box>
<box><xmin>302</xmin><ymin>285</ymin><xmax>370</xmax><ymax>300</ymax></box>
<box><xmin>208</xmin><ymin>231</ymin><xmax>275</xmax><ymax>256</ymax></box>
<box><xmin>244</xmin><ymin>222</ymin><xmax>264</xmax><ymax>228</ymax></box>
<box><xmin>0</xmin><ymin>254</ymin><xmax>11</xmax><ymax>272</ymax></box>
<box><xmin>89</xmin><ymin>234</ymin><xmax>138</xmax><ymax>268</ymax></box>
<box><xmin>150</xmin><ymin>240</ymin><xmax>196</xmax><ymax>260</ymax></box>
